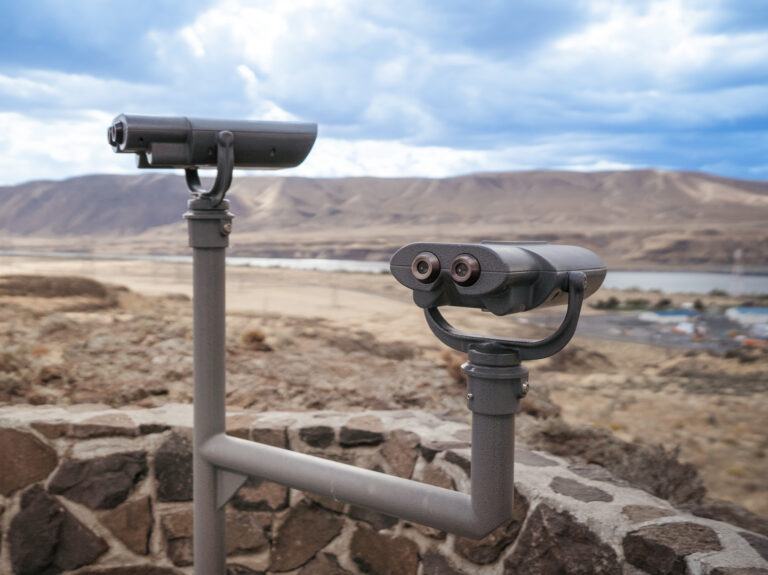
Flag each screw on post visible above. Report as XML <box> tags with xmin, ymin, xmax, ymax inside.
<box><xmin>108</xmin><ymin>116</ymin><xmax>606</xmax><ymax>575</ymax></box>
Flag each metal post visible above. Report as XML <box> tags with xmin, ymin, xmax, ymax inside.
<box><xmin>186</xmin><ymin>196</ymin><xmax>233</xmax><ymax>575</ymax></box>
<box><xmin>463</xmin><ymin>345</ymin><xmax>525</xmax><ymax>522</ymax></box>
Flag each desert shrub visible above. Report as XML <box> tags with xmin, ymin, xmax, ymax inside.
<box><xmin>519</xmin><ymin>386</ymin><xmax>561</xmax><ymax>419</ymax></box>
<box><xmin>653</xmin><ymin>298</ymin><xmax>672</xmax><ymax>309</ymax></box>
<box><xmin>241</xmin><ymin>329</ymin><xmax>272</xmax><ymax>351</ymax></box>
<box><xmin>328</xmin><ymin>330</ymin><xmax>414</xmax><ymax>360</ymax></box>
<box><xmin>591</xmin><ymin>296</ymin><xmax>620</xmax><ymax>310</ymax></box>
<box><xmin>624</xmin><ymin>298</ymin><xmax>651</xmax><ymax>309</ymax></box>
<box><xmin>539</xmin><ymin>347</ymin><xmax>614</xmax><ymax>373</ymax></box>
<box><xmin>694</xmin><ymin>299</ymin><xmax>705</xmax><ymax>311</ymax></box>
<box><xmin>441</xmin><ymin>350</ymin><xmax>466</xmax><ymax>385</ymax></box>
<box><xmin>708</xmin><ymin>289</ymin><xmax>728</xmax><ymax>297</ymax></box>
<box><xmin>0</xmin><ymin>275</ymin><xmax>108</xmax><ymax>298</ymax></box>
<box><xmin>37</xmin><ymin>314</ymin><xmax>76</xmax><ymax>337</ymax></box>
<box><xmin>0</xmin><ymin>350</ymin><xmax>30</xmax><ymax>400</ymax></box>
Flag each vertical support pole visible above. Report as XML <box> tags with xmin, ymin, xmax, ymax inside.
<box><xmin>463</xmin><ymin>345</ymin><xmax>527</xmax><ymax>521</ymax></box>
<box><xmin>185</xmin><ymin>197</ymin><xmax>234</xmax><ymax>575</ymax></box>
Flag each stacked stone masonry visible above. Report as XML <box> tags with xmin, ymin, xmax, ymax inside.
<box><xmin>0</xmin><ymin>404</ymin><xmax>766</xmax><ymax>575</ymax></box>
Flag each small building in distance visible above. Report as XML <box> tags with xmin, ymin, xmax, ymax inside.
<box><xmin>725</xmin><ymin>307</ymin><xmax>768</xmax><ymax>326</ymax></box>
<box><xmin>638</xmin><ymin>309</ymin><xmax>699</xmax><ymax>324</ymax></box>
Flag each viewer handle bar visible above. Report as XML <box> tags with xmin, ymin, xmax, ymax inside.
<box><xmin>185</xmin><ymin>131</ymin><xmax>235</xmax><ymax>207</ymax></box>
<box><xmin>425</xmin><ymin>271</ymin><xmax>586</xmax><ymax>360</ymax></box>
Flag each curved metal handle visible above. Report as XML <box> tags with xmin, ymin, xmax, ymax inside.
<box><xmin>185</xmin><ymin>130</ymin><xmax>235</xmax><ymax>207</ymax></box>
<box><xmin>425</xmin><ymin>271</ymin><xmax>586</xmax><ymax>360</ymax></box>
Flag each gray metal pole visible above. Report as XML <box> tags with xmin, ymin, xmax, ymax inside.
<box><xmin>186</xmin><ymin>197</ymin><xmax>233</xmax><ymax>575</ymax></box>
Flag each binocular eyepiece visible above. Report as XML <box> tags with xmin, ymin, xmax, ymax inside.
<box><xmin>391</xmin><ymin>241</ymin><xmax>606</xmax><ymax>316</ymax></box>
<box><xmin>108</xmin><ymin>114</ymin><xmax>317</xmax><ymax>170</ymax></box>
<box><xmin>412</xmin><ymin>252</ymin><xmax>481</xmax><ymax>286</ymax></box>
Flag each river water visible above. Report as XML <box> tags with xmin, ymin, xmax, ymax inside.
<box><xmin>2</xmin><ymin>251</ymin><xmax>767</xmax><ymax>296</ymax></box>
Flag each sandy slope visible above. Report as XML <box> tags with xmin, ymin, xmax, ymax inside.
<box><xmin>1</xmin><ymin>256</ymin><xmax>766</xmax><ymax>515</ymax></box>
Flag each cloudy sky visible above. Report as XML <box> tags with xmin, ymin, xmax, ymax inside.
<box><xmin>0</xmin><ymin>0</ymin><xmax>766</xmax><ymax>185</ymax></box>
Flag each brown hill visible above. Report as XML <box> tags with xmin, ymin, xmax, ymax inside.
<box><xmin>1</xmin><ymin>170</ymin><xmax>767</xmax><ymax>268</ymax></box>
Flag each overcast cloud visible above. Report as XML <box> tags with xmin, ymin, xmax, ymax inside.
<box><xmin>0</xmin><ymin>0</ymin><xmax>766</xmax><ymax>184</ymax></box>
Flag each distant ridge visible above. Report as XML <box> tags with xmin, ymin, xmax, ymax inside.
<box><xmin>2</xmin><ymin>170</ymin><xmax>767</xmax><ymax>268</ymax></box>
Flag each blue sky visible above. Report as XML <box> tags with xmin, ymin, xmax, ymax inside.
<box><xmin>0</xmin><ymin>0</ymin><xmax>766</xmax><ymax>185</ymax></box>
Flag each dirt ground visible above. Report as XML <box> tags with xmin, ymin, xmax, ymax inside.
<box><xmin>1</xmin><ymin>255</ymin><xmax>766</xmax><ymax>516</ymax></box>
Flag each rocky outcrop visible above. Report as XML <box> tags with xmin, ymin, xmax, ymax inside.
<box><xmin>0</xmin><ymin>403</ymin><xmax>766</xmax><ymax>574</ymax></box>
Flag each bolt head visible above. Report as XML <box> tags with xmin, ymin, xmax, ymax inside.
<box><xmin>520</xmin><ymin>382</ymin><xmax>530</xmax><ymax>397</ymax></box>
<box><xmin>222</xmin><ymin>222</ymin><xmax>232</xmax><ymax>235</ymax></box>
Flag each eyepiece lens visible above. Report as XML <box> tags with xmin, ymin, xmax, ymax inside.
<box><xmin>109</xmin><ymin>121</ymin><xmax>125</xmax><ymax>146</ymax></box>
<box><xmin>411</xmin><ymin>252</ymin><xmax>440</xmax><ymax>283</ymax></box>
<box><xmin>450</xmin><ymin>254</ymin><xmax>480</xmax><ymax>286</ymax></box>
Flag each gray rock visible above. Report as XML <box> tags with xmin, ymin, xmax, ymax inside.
<box><xmin>504</xmin><ymin>503</ymin><xmax>620</xmax><ymax>574</ymax></box>
<box><xmin>710</xmin><ymin>569</ymin><xmax>768</xmax><ymax>575</ymax></box>
<box><xmin>101</xmin><ymin>496</ymin><xmax>153</xmax><ymax>555</ymax></box>
<box><xmin>139</xmin><ymin>423</ymin><xmax>170</xmax><ymax>435</ymax></box>
<box><xmin>621</xmin><ymin>505</ymin><xmax>675</xmax><ymax>523</ymax></box>
<box><xmin>339</xmin><ymin>426</ymin><xmax>384</xmax><ymax>447</ymax></box>
<box><xmin>69</xmin><ymin>413</ymin><xmax>139</xmax><ymax>438</ymax></box>
<box><xmin>623</xmin><ymin>522</ymin><xmax>722</xmax><ymax>575</ymax></box>
<box><xmin>550</xmin><ymin>476</ymin><xmax>614</xmax><ymax>503</ymax></box>
<box><xmin>226</xmin><ymin>565</ymin><xmax>265</xmax><ymax>575</ymax></box>
<box><xmin>9</xmin><ymin>485</ymin><xmax>108</xmax><ymax>575</ymax></box>
<box><xmin>226</xmin><ymin>509</ymin><xmax>270</xmax><ymax>555</ymax></box>
<box><xmin>349</xmin><ymin>505</ymin><xmax>399</xmax><ymax>531</ymax></box>
<box><xmin>740</xmin><ymin>531</ymin><xmax>768</xmax><ymax>561</ymax></box>
<box><xmin>300</xmin><ymin>425</ymin><xmax>335</xmax><ymax>448</ymax></box>
<box><xmin>351</xmin><ymin>524</ymin><xmax>420</xmax><ymax>575</ymax></box>
<box><xmin>445</xmin><ymin>450</ymin><xmax>471</xmax><ymax>475</ymax></box>
<box><xmin>422</xmin><ymin>551</ymin><xmax>468</xmax><ymax>575</ymax></box>
<box><xmin>419</xmin><ymin>465</ymin><xmax>455</xmax><ymax>490</ymax></box>
<box><xmin>569</xmin><ymin>463</ymin><xmax>630</xmax><ymax>486</ymax></box>
<box><xmin>0</xmin><ymin>428</ymin><xmax>58</xmax><ymax>496</ymax></box>
<box><xmin>79</xmin><ymin>568</ymin><xmax>183</xmax><ymax>575</ymax></box>
<box><xmin>30</xmin><ymin>421</ymin><xmax>70</xmax><ymax>439</ymax></box>
<box><xmin>420</xmin><ymin>441</ymin><xmax>470</xmax><ymax>462</ymax></box>
<box><xmin>48</xmin><ymin>451</ymin><xmax>147</xmax><ymax>509</ymax></box>
<box><xmin>454</xmin><ymin>489</ymin><xmax>529</xmax><ymax>564</ymax></box>
<box><xmin>270</xmin><ymin>503</ymin><xmax>344</xmax><ymax>572</ymax></box>
<box><xmin>161</xmin><ymin>508</ymin><xmax>193</xmax><ymax>567</ymax></box>
<box><xmin>515</xmin><ymin>448</ymin><xmax>558</xmax><ymax>467</ymax></box>
<box><xmin>232</xmin><ymin>478</ymin><xmax>289</xmax><ymax>511</ymax></box>
<box><xmin>155</xmin><ymin>432</ymin><xmax>193</xmax><ymax>502</ymax></box>
<box><xmin>300</xmin><ymin>553</ymin><xmax>353</xmax><ymax>575</ymax></box>
<box><xmin>684</xmin><ymin>498</ymin><xmax>768</xmax><ymax>538</ymax></box>
<box><xmin>381</xmin><ymin>429</ymin><xmax>419</xmax><ymax>478</ymax></box>
<box><xmin>252</xmin><ymin>426</ymin><xmax>287</xmax><ymax>448</ymax></box>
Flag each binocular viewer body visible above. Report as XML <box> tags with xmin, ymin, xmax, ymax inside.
<box><xmin>108</xmin><ymin>114</ymin><xmax>317</xmax><ymax>170</ymax></box>
<box><xmin>390</xmin><ymin>241</ymin><xmax>606</xmax><ymax>316</ymax></box>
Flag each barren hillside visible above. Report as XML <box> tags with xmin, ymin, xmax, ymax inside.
<box><xmin>2</xmin><ymin>170</ymin><xmax>767</xmax><ymax>268</ymax></box>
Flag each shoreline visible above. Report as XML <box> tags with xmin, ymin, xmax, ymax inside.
<box><xmin>2</xmin><ymin>249</ymin><xmax>768</xmax><ymax>277</ymax></box>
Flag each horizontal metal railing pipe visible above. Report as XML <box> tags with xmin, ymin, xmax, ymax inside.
<box><xmin>200</xmin><ymin>411</ymin><xmax>514</xmax><ymax>539</ymax></box>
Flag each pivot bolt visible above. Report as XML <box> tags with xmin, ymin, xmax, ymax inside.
<box><xmin>221</xmin><ymin>222</ymin><xmax>232</xmax><ymax>235</ymax></box>
<box><xmin>466</xmin><ymin>393</ymin><xmax>474</xmax><ymax>401</ymax></box>
<box><xmin>520</xmin><ymin>382</ymin><xmax>530</xmax><ymax>397</ymax></box>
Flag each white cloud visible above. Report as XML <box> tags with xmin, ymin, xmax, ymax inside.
<box><xmin>0</xmin><ymin>111</ymin><xmax>135</xmax><ymax>185</ymax></box>
<box><xmin>0</xmin><ymin>0</ymin><xmax>765</xmax><ymax>184</ymax></box>
<box><xmin>291</xmin><ymin>134</ymin><xmax>641</xmax><ymax>179</ymax></box>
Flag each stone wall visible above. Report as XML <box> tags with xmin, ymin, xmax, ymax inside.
<box><xmin>1</xmin><ymin>404</ymin><xmax>766</xmax><ymax>575</ymax></box>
